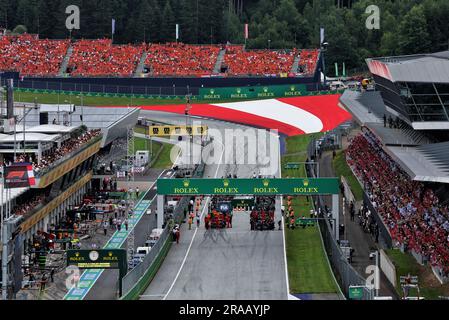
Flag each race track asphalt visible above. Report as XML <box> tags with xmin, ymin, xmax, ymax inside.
<box><xmin>139</xmin><ymin>111</ymin><xmax>288</xmax><ymax>300</ymax></box>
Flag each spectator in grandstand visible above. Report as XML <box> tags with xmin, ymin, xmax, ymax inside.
<box><xmin>223</xmin><ymin>45</ymin><xmax>298</xmax><ymax>76</ymax></box>
<box><xmin>146</xmin><ymin>43</ymin><xmax>220</xmax><ymax>76</ymax></box>
<box><xmin>18</xmin><ymin>129</ymin><xmax>101</xmax><ymax>175</ymax></box>
<box><xmin>67</xmin><ymin>39</ymin><xmax>145</xmax><ymax>77</ymax></box>
<box><xmin>347</xmin><ymin>130</ymin><xmax>449</xmax><ymax>274</ymax></box>
<box><xmin>0</xmin><ymin>34</ymin><xmax>70</xmax><ymax>76</ymax></box>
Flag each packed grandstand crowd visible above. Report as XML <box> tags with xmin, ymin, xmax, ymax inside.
<box><xmin>15</xmin><ymin>129</ymin><xmax>102</xmax><ymax>175</ymax></box>
<box><xmin>0</xmin><ymin>34</ymin><xmax>70</xmax><ymax>76</ymax></box>
<box><xmin>146</xmin><ymin>43</ymin><xmax>220</xmax><ymax>76</ymax></box>
<box><xmin>68</xmin><ymin>39</ymin><xmax>145</xmax><ymax>77</ymax></box>
<box><xmin>0</xmin><ymin>34</ymin><xmax>320</xmax><ymax>77</ymax></box>
<box><xmin>346</xmin><ymin>129</ymin><xmax>449</xmax><ymax>274</ymax></box>
<box><xmin>13</xmin><ymin>193</ymin><xmax>46</xmax><ymax>216</ymax></box>
<box><xmin>224</xmin><ymin>45</ymin><xmax>296</xmax><ymax>76</ymax></box>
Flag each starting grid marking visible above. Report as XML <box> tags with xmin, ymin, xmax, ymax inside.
<box><xmin>64</xmin><ymin>199</ymin><xmax>152</xmax><ymax>300</ymax></box>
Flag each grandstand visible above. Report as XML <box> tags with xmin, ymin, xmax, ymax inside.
<box><xmin>145</xmin><ymin>43</ymin><xmax>220</xmax><ymax>76</ymax></box>
<box><xmin>0</xmin><ymin>34</ymin><xmax>70</xmax><ymax>76</ymax></box>
<box><xmin>67</xmin><ymin>39</ymin><xmax>145</xmax><ymax>77</ymax></box>
<box><xmin>340</xmin><ymin>51</ymin><xmax>449</xmax><ymax>283</ymax></box>
<box><xmin>0</xmin><ymin>100</ymin><xmax>139</xmax><ymax>246</ymax></box>
<box><xmin>222</xmin><ymin>45</ymin><xmax>296</xmax><ymax>76</ymax></box>
<box><xmin>0</xmin><ymin>34</ymin><xmax>320</xmax><ymax>79</ymax></box>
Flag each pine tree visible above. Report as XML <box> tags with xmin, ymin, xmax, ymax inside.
<box><xmin>160</xmin><ymin>0</ymin><xmax>175</xmax><ymax>42</ymax></box>
<box><xmin>398</xmin><ymin>5</ymin><xmax>431</xmax><ymax>55</ymax></box>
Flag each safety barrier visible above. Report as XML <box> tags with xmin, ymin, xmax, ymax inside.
<box><xmin>380</xmin><ymin>250</ymin><xmax>397</xmax><ymax>288</ymax></box>
<box><xmin>12</xmin><ymin>84</ymin><xmax>344</xmax><ymax>102</ymax></box>
<box><xmin>343</xmin><ymin>152</ymin><xmax>393</xmax><ymax>248</ymax></box>
<box><xmin>361</xmin><ymin>189</ymin><xmax>393</xmax><ymax>248</ymax></box>
<box><xmin>120</xmin><ymin>227</ymin><xmax>172</xmax><ymax>299</ymax></box>
<box><xmin>120</xmin><ymin>164</ymin><xmax>205</xmax><ymax>299</ymax></box>
<box><xmin>306</xmin><ymin>147</ymin><xmax>374</xmax><ymax>300</ymax></box>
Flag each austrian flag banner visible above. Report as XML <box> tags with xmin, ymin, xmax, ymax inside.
<box><xmin>27</xmin><ymin>164</ymin><xmax>36</xmax><ymax>186</ymax></box>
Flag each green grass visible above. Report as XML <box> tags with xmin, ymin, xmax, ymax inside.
<box><xmin>332</xmin><ymin>150</ymin><xmax>364</xmax><ymax>201</ymax></box>
<box><xmin>133</xmin><ymin>131</ymin><xmax>177</xmax><ymax>169</ymax></box>
<box><xmin>134</xmin><ymin>127</ymin><xmax>147</xmax><ymax>135</ymax></box>
<box><xmin>151</xmin><ymin>143</ymin><xmax>179</xmax><ymax>169</ymax></box>
<box><xmin>385</xmin><ymin>249</ymin><xmax>449</xmax><ymax>300</ymax></box>
<box><xmin>14</xmin><ymin>91</ymin><xmax>278</xmax><ymax>106</ymax></box>
<box><xmin>286</xmin><ymin>225</ymin><xmax>338</xmax><ymax>293</ymax></box>
<box><xmin>283</xmin><ymin>133</ymin><xmax>338</xmax><ymax>294</ymax></box>
<box><xmin>285</xmin><ymin>133</ymin><xmax>321</xmax><ymax>155</ymax></box>
<box><xmin>134</xmin><ymin>137</ymin><xmax>163</xmax><ymax>156</ymax></box>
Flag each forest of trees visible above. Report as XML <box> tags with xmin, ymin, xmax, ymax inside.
<box><xmin>0</xmin><ymin>0</ymin><xmax>448</xmax><ymax>73</ymax></box>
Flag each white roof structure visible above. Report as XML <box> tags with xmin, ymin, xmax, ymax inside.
<box><xmin>15</xmin><ymin>124</ymin><xmax>78</xmax><ymax>134</ymax></box>
<box><xmin>39</xmin><ymin>104</ymin><xmax>75</xmax><ymax>113</ymax></box>
<box><xmin>0</xmin><ymin>132</ymin><xmax>59</xmax><ymax>143</ymax></box>
<box><xmin>366</xmin><ymin>51</ymin><xmax>449</xmax><ymax>83</ymax></box>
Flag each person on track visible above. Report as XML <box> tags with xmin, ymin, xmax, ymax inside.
<box><xmin>175</xmin><ymin>227</ymin><xmax>180</xmax><ymax>244</ymax></box>
<box><xmin>205</xmin><ymin>214</ymin><xmax>210</xmax><ymax>230</ymax></box>
<box><xmin>103</xmin><ymin>221</ymin><xmax>108</xmax><ymax>235</ymax></box>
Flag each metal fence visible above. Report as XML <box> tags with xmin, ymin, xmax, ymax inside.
<box><xmin>121</xmin><ymin>226</ymin><xmax>170</xmax><ymax>295</ymax></box>
<box><xmin>3</xmin><ymin>78</ymin><xmax>197</xmax><ymax>96</ymax></box>
<box><xmin>306</xmin><ymin>151</ymin><xmax>374</xmax><ymax>300</ymax></box>
<box><xmin>314</xmin><ymin>194</ymin><xmax>374</xmax><ymax>300</ymax></box>
<box><xmin>362</xmin><ymin>192</ymin><xmax>393</xmax><ymax>248</ymax></box>
<box><xmin>121</xmin><ymin>163</ymin><xmax>205</xmax><ymax>297</ymax></box>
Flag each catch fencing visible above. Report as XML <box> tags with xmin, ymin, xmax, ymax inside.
<box><xmin>11</xmin><ymin>79</ymin><xmax>196</xmax><ymax>97</ymax></box>
<box><xmin>120</xmin><ymin>164</ymin><xmax>205</xmax><ymax>299</ymax></box>
<box><xmin>306</xmin><ymin>147</ymin><xmax>374</xmax><ymax>300</ymax></box>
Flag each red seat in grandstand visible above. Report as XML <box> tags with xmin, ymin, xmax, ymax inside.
<box><xmin>145</xmin><ymin>43</ymin><xmax>220</xmax><ymax>76</ymax></box>
<box><xmin>223</xmin><ymin>45</ymin><xmax>296</xmax><ymax>76</ymax></box>
<box><xmin>0</xmin><ymin>34</ymin><xmax>70</xmax><ymax>76</ymax></box>
<box><xmin>67</xmin><ymin>39</ymin><xmax>145</xmax><ymax>77</ymax></box>
<box><xmin>347</xmin><ymin>131</ymin><xmax>449</xmax><ymax>274</ymax></box>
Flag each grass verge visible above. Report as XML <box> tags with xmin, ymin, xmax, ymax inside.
<box><xmin>134</xmin><ymin>133</ymin><xmax>176</xmax><ymax>169</ymax></box>
<box><xmin>332</xmin><ymin>150</ymin><xmax>364</xmax><ymax>201</ymax></box>
<box><xmin>283</xmin><ymin>134</ymin><xmax>338</xmax><ymax>294</ymax></box>
<box><xmin>385</xmin><ymin>249</ymin><xmax>449</xmax><ymax>300</ymax></box>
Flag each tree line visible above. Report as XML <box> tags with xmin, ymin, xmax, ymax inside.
<box><xmin>0</xmin><ymin>0</ymin><xmax>448</xmax><ymax>74</ymax></box>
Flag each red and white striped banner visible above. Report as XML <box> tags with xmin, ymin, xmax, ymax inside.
<box><xmin>136</xmin><ymin>95</ymin><xmax>352</xmax><ymax>137</ymax></box>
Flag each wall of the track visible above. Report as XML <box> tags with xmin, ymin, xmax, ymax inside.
<box><xmin>306</xmin><ymin>141</ymin><xmax>373</xmax><ymax>300</ymax></box>
<box><xmin>120</xmin><ymin>164</ymin><xmax>205</xmax><ymax>300</ymax></box>
<box><xmin>120</xmin><ymin>228</ymin><xmax>173</xmax><ymax>300</ymax></box>
<box><xmin>2</xmin><ymin>72</ymin><xmax>323</xmax><ymax>96</ymax></box>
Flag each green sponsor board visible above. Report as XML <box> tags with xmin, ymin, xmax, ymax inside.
<box><xmin>348</xmin><ymin>286</ymin><xmax>365</xmax><ymax>300</ymax></box>
<box><xmin>67</xmin><ymin>249</ymin><xmax>127</xmax><ymax>271</ymax></box>
<box><xmin>231</xmin><ymin>197</ymin><xmax>255</xmax><ymax>207</ymax></box>
<box><xmin>157</xmin><ymin>178</ymin><xmax>339</xmax><ymax>196</ymax></box>
<box><xmin>284</xmin><ymin>162</ymin><xmax>301</xmax><ymax>169</ymax></box>
<box><xmin>295</xmin><ymin>217</ymin><xmax>316</xmax><ymax>226</ymax></box>
<box><xmin>200</xmin><ymin>84</ymin><xmax>308</xmax><ymax>100</ymax></box>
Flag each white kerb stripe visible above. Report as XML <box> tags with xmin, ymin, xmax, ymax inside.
<box><xmin>213</xmin><ymin>99</ymin><xmax>324</xmax><ymax>134</ymax></box>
